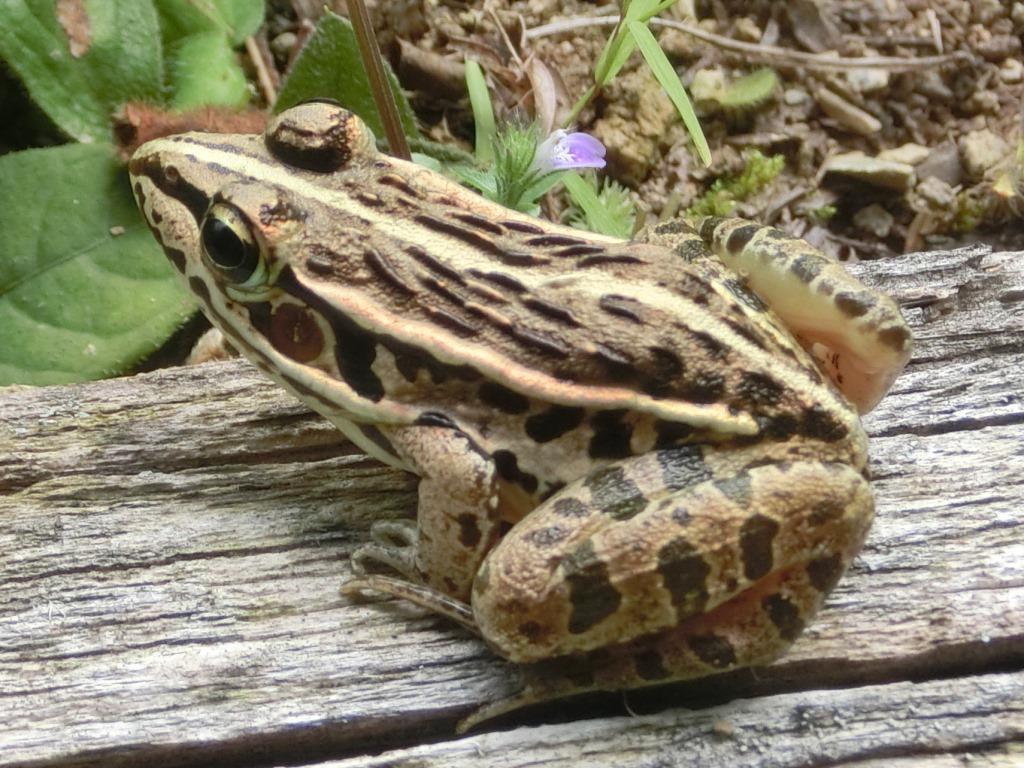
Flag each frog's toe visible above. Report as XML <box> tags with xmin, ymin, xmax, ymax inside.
<box><xmin>456</xmin><ymin>691</ymin><xmax>535</xmax><ymax>734</ymax></box>
<box><xmin>341</xmin><ymin>574</ymin><xmax>479</xmax><ymax>633</ymax></box>
<box><xmin>350</xmin><ymin>520</ymin><xmax>420</xmax><ymax>580</ymax></box>
<box><xmin>369</xmin><ymin>518</ymin><xmax>418</xmax><ymax>549</ymax></box>
<box><xmin>350</xmin><ymin>540</ymin><xmax>419</xmax><ymax>582</ymax></box>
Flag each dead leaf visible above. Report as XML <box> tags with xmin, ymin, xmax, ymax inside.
<box><xmin>56</xmin><ymin>0</ymin><xmax>91</xmax><ymax>58</ymax></box>
<box><xmin>113</xmin><ymin>103</ymin><xmax>268</xmax><ymax>160</ymax></box>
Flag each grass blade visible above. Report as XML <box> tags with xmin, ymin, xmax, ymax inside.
<box><xmin>627</xmin><ymin>21</ymin><xmax>710</xmax><ymax>165</ymax></box>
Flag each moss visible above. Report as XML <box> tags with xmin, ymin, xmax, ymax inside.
<box><xmin>686</xmin><ymin>150</ymin><xmax>785</xmax><ymax>219</ymax></box>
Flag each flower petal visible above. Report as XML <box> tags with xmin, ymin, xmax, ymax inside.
<box><xmin>532</xmin><ymin>129</ymin><xmax>606</xmax><ymax>172</ymax></box>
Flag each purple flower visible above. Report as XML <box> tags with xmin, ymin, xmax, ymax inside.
<box><xmin>533</xmin><ymin>129</ymin><xmax>606</xmax><ymax>172</ymax></box>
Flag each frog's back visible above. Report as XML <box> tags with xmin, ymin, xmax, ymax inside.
<box><xmin>269</xmin><ymin>180</ymin><xmax>848</xmax><ymax>442</ymax></box>
<box><xmin>128</xmin><ymin>104</ymin><xmax>861</xmax><ymax>454</ymax></box>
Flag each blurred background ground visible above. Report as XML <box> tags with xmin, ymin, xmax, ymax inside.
<box><xmin>357</xmin><ymin>0</ymin><xmax>1024</xmax><ymax>257</ymax></box>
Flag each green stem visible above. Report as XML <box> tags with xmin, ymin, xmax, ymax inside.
<box><xmin>565</xmin><ymin>83</ymin><xmax>597</xmax><ymax>127</ymax></box>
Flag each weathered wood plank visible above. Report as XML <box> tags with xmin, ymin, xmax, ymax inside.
<box><xmin>1</xmin><ymin>246</ymin><xmax>1022</xmax><ymax>767</ymax></box>
<box><xmin>291</xmin><ymin>671</ymin><xmax>1024</xmax><ymax>768</ymax></box>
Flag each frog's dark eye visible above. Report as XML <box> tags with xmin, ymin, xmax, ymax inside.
<box><xmin>200</xmin><ymin>203</ymin><xmax>263</xmax><ymax>285</ymax></box>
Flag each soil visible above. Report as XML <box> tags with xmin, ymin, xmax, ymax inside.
<box><xmin>338</xmin><ymin>0</ymin><xmax>1024</xmax><ymax>259</ymax></box>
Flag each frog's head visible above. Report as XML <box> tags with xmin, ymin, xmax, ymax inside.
<box><xmin>128</xmin><ymin>102</ymin><xmax>397</xmax><ymax>418</ymax></box>
<box><xmin>129</xmin><ymin>100</ymin><xmax>376</xmax><ymax>292</ymax></box>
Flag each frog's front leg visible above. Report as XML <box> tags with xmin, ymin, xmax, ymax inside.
<box><xmin>350</xmin><ymin>423</ymin><xmax>502</xmax><ymax>602</ymax></box>
<box><xmin>465</xmin><ymin>442</ymin><xmax>872</xmax><ymax>728</ymax></box>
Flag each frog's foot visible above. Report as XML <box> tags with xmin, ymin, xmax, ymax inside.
<box><xmin>373</xmin><ymin>423</ymin><xmax>505</xmax><ymax>603</ymax></box>
<box><xmin>350</xmin><ymin>519</ymin><xmax>420</xmax><ymax>582</ymax></box>
<box><xmin>695</xmin><ymin>217</ymin><xmax>912</xmax><ymax>413</ymax></box>
<box><xmin>341</xmin><ymin>574</ymin><xmax>479</xmax><ymax>634</ymax></box>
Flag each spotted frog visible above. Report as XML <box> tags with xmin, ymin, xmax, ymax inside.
<box><xmin>129</xmin><ymin>102</ymin><xmax>912</xmax><ymax>727</ymax></box>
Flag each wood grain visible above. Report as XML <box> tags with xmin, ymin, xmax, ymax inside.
<box><xmin>293</xmin><ymin>671</ymin><xmax>1024</xmax><ymax>768</ymax></box>
<box><xmin>1</xmin><ymin>245</ymin><xmax>1021</xmax><ymax>767</ymax></box>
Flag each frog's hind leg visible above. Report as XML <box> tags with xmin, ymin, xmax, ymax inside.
<box><xmin>696</xmin><ymin>217</ymin><xmax>912</xmax><ymax>413</ymax></box>
<box><xmin>464</xmin><ymin>443</ymin><xmax>873</xmax><ymax>730</ymax></box>
<box><xmin>460</xmin><ymin>560</ymin><xmax>827</xmax><ymax>732</ymax></box>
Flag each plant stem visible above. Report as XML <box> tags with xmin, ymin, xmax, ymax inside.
<box><xmin>345</xmin><ymin>0</ymin><xmax>411</xmax><ymax>159</ymax></box>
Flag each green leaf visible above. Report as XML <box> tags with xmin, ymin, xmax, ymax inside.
<box><xmin>562</xmin><ymin>172</ymin><xmax>628</xmax><ymax>238</ymax></box>
<box><xmin>465</xmin><ymin>59</ymin><xmax>495</xmax><ymax>164</ymax></box>
<box><xmin>449</xmin><ymin>164</ymin><xmax>498</xmax><ymax>198</ymax></box>
<box><xmin>591</xmin><ymin>0</ymin><xmax>664</xmax><ymax>85</ymax></box>
<box><xmin>627</xmin><ymin>21</ymin><xmax>710</xmax><ymax>166</ymax></box>
<box><xmin>566</xmin><ymin>175</ymin><xmax>636</xmax><ymax>238</ymax></box>
<box><xmin>170</xmin><ymin>31</ymin><xmax>250</xmax><ymax>108</ymax></box>
<box><xmin>0</xmin><ymin>0</ymin><xmax>163</xmax><ymax>142</ymax></box>
<box><xmin>593</xmin><ymin>24</ymin><xmax>637</xmax><ymax>86</ymax></box>
<box><xmin>623</xmin><ymin>0</ymin><xmax>658</xmax><ymax>22</ymax></box>
<box><xmin>718</xmin><ymin>68</ymin><xmax>779</xmax><ymax>109</ymax></box>
<box><xmin>517</xmin><ymin>172</ymin><xmax>565</xmax><ymax>210</ymax></box>
<box><xmin>215</xmin><ymin>0</ymin><xmax>263</xmax><ymax>44</ymax></box>
<box><xmin>621</xmin><ymin>0</ymin><xmax>678</xmax><ymax>23</ymax></box>
<box><xmin>154</xmin><ymin>0</ymin><xmax>263</xmax><ymax>46</ymax></box>
<box><xmin>407</xmin><ymin>135</ymin><xmax>476</xmax><ymax>166</ymax></box>
<box><xmin>0</xmin><ymin>144</ymin><xmax>193</xmax><ymax>385</ymax></box>
<box><xmin>599</xmin><ymin>33</ymin><xmax>638</xmax><ymax>86</ymax></box>
<box><xmin>276</xmin><ymin>12</ymin><xmax>418</xmax><ymax>140</ymax></box>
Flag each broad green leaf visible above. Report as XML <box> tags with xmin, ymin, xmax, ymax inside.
<box><xmin>0</xmin><ymin>0</ymin><xmax>163</xmax><ymax>142</ymax></box>
<box><xmin>465</xmin><ymin>59</ymin><xmax>495</xmax><ymax>164</ymax></box>
<box><xmin>155</xmin><ymin>0</ymin><xmax>264</xmax><ymax>46</ymax></box>
<box><xmin>0</xmin><ymin>144</ymin><xmax>193</xmax><ymax>385</ymax></box>
<box><xmin>170</xmin><ymin>31</ymin><xmax>250</xmax><ymax>108</ymax></box>
<box><xmin>275</xmin><ymin>12</ymin><xmax>418</xmax><ymax>140</ymax></box>
<box><xmin>214</xmin><ymin>0</ymin><xmax>263</xmax><ymax>44</ymax></box>
<box><xmin>627</xmin><ymin>21</ymin><xmax>710</xmax><ymax>166</ymax></box>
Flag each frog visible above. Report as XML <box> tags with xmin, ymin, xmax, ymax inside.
<box><xmin>128</xmin><ymin>101</ymin><xmax>912</xmax><ymax>728</ymax></box>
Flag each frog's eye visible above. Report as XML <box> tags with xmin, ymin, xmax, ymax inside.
<box><xmin>200</xmin><ymin>202</ymin><xmax>267</xmax><ymax>288</ymax></box>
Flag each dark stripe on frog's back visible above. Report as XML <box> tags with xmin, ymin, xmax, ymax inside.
<box><xmin>272</xmin><ymin>266</ymin><xmax>480</xmax><ymax>402</ymax></box>
<box><xmin>332</xmin><ymin>228</ymin><xmax>819</xmax><ymax>420</ymax></box>
<box><xmin>291</xmin><ymin>232</ymin><xmax>828</xmax><ymax>442</ymax></box>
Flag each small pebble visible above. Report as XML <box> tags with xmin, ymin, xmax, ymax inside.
<box><xmin>824</xmin><ymin>152</ymin><xmax>915</xmax><ymax>192</ymax></box>
<box><xmin>845</xmin><ymin>66</ymin><xmax>889</xmax><ymax>94</ymax></box>
<box><xmin>1000</xmin><ymin>57</ymin><xmax>1024</xmax><ymax>84</ymax></box>
<box><xmin>853</xmin><ymin>204</ymin><xmax>894</xmax><ymax>237</ymax></box>
<box><xmin>270</xmin><ymin>31</ymin><xmax>297</xmax><ymax>59</ymax></box>
<box><xmin>784</xmin><ymin>87</ymin><xmax>809</xmax><ymax>106</ymax></box>
<box><xmin>915</xmin><ymin>176</ymin><xmax>956</xmax><ymax>210</ymax></box>
<box><xmin>960</xmin><ymin>129</ymin><xmax>1010</xmax><ymax>178</ymax></box>
<box><xmin>878</xmin><ymin>143</ymin><xmax>930</xmax><ymax>166</ymax></box>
